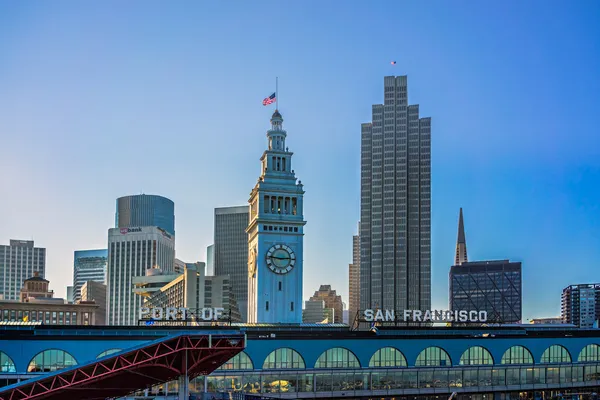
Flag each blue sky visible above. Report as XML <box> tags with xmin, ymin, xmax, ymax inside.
<box><xmin>1</xmin><ymin>1</ymin><xmax>599</xmax><ymax>320</ymax></box>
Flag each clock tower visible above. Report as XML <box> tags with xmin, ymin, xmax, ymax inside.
<box><xmin>247</xmin><ymin>110</ymin><xmax>306</xmax><ymax>324</ymax></box>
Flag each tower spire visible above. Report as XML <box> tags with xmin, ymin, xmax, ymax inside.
<box><xmin>455</xmin><ymin>208</ymin><xmax>468</xmax><ymax>265</ymax></box>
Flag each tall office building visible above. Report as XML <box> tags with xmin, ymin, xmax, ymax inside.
<box><xmin>116</xmin><ymin>194</ymin><xmax>175</xmax><ymax>236</ymax></box>
<box><xmin>308</xmin><ymin>285</ymin><xmax>344</xmax><ymax>324</ymax></box>
<box><xmin>450</xmin><ymin>260</ymin><xmax>522</xmax><ymax>323</ymax></box>
<box><xmin>455</xmin><ymin>208</ymin><xmax>468</xmax><ymax>266</ymax></box>
<box><xmin>562</xmin><ymin>284</ymin><xmax>600</xmax><ymax>328</ymax></box>
<box><xmin>247</xmin><ymin>110</ymin><xmax>306</xmax><ymax>324</ymax></box>
<box><xmin>360</xmin><ymin>76</ymin><xmax>431</xmax><ymax>312</ymax></box>
<box><xmin>348</xmin><ymin>223</ymin><xmax>360</xmax><ymax>321</ymax></box>
<box><xmin>73</xmin><ymin>249</ymin><xmax>108</xmax><ymax>303</ymax></box>
<box><xmin>214</xmin><ymin>206</ymin><xmax>249</xmax><ymax>321</ymax></box>
<box><xmin>107</xmin><ymin>226</ymin><xmax>175</xmax><ymax>325</ymax></box>
<box><xmin>0</xmin><ymin>240</ymin><xmax>46</xmax><ymax>301</ymax></box>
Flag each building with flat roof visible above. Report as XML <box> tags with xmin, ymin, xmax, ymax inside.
<box><xmin>80</xmin><ymin>281</ymin><xmax>106</xmax><ymax>325</ymax></box>
<box><xmin>73</xmin><ymin>249</ymin><xmax>107</xmax><ymax>303</ymax></box>
<box><xmin>450</xmin><ymin>259</ymin><xmax>522</xmax><ymax>323</ymax></box>
<box><xmin>214</xmin><ymin>205</ymin><xmax>249</xmax><ymax>321</ymax></box>
<box><xmin>562</xmin><ymin>283</ymin><xmax>600</xmax><ymax>328</ymax></box>
<box><xmin>0</xmin><ymin>240</ymin><xmax>46</xmax><ymax>301</ymax></box>
<box><xmin>348</xmin><ymin>223</ymin><xmax>360</xmax><ymax>323</ymax></box>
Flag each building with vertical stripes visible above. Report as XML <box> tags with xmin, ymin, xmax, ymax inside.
<box><xmin>116</xmin><ymin>194</ymin><xmax>175</xmax><ymax>236</ymax></box>
<box><xmin>107</xmin><ymin>227</ymin><xmax>175</xmax><ymax>325</ymax></box>
<box><xmin>73</xmin><ymin>249</ymin><xmax>107</xmax><ymax>303</ymax></box>
<box><xmin>359</xmin><ymin>75</ymin><xmax>431</xmax><ymax>313</ymax></box>
<box><xmin>0</xmin><ymin>240</ymin><xmax>46</xmax><ymax>301</ymax></box>
<box><xmin>348</xmin><ymin>223</ymin><xmax>360</xmax><ymax>322</ymax></box>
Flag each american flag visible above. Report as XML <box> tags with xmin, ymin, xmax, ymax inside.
<box><xmin>262</xmin><ymin>92</ymin><xmax>276</xmax><ymax>106</ymax></box>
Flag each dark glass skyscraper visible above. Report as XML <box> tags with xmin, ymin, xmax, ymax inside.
<box><xmin>360</xmin><ymin>75</ymin><xmax>431</xmax><ymax>312</ymax></box>
<box><xmin>116</xmin><ymin>194</ymin><xmax>175</xmax><ymax>235</ymax></box>
<box><xmin>449</xmin><ymin>260</ymin><xmax>522</xmax><ymax>323</ymax></box>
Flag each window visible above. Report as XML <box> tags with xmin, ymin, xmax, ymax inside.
<box><xmin>578</xmin><ymin>344</ymin><xmax>600</xmax><ymax>362</ymax></box>
<box><xmin>266</xmin><ymin>301</ymin><xmax>269</xmax><ymax>311</ymax></box>
<box><xmin>314</xmin><ymin>348</ymin><xmax>360</xmax><ymax>368</ymax></box>
<box><xmin>278</xmin><ymin>282</ymin><xmax>282</xmax><ymax>291</ymax></box>
<box><xmin>218</xmin><ymin>351</ymin><xmax>253</xmax><ymax>370</ymax></box>
<box><xmin>28</xmin><ymin>349</ymin><xmax>77</xmax><ymax>372</ymax></box>
<box><xmin>541</xmin><ymin>345</ymin><xmax>571</xmax><ymax>364</ymax></box>
<box><xmin>501</xmin><ymin>346</ymin><xmax>534</xmax><ymax>364</ymax></box>
<box><xmin>415</xmin><ymin>347</ymin><xmax>451</xmax><ymax>367</ymax></box>
<box><xmin>97</xmin><ymin>349</ymin><xmax>122</xmax><ymax>358</ymax></box>
<box><xmin>369</xmin><ymin>347</ymin><xmax>407</xmax><ymax>368</ymax></box>
<box><xmin>263</xmin><ymin>348</ymin><xmax>305</xmax><ymax>369</ymax></box>
<box><xmin>0</xmin><ymin>351</ymin><xmax>16</xmax><ymax>373</ymax></box>
<box><xmin>460</xmin><ymin>346</ymin><xmax>494</xmax><ymax>365</ymax></box>
<box><xmin>291</xmin><ymin>302</ymin><xmax>294</xmax><ymax>311</ymax></box>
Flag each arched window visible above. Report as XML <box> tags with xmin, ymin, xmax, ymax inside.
<box><xmin>97</xmin><ymin>349</ymin><xmax>122</xmax><ymax>358</ymax></box>
<box><xmin>369</xmin><ymin>347</ymin><xmax>407</xmax><ymax>368</ymax></box>
<box><xmin>218</xmin><ymin>351</ymin><xmax>253</xmax><ymax>370</ymax></box>
<box><xmin>263</xmin><ymin>348</ymin><xmax>305</xmax><ymax>369</ymax></box>
<box><xmin>541</xmin><ymin>345</ymin><xmax>571</xmax><ymax>364</ymax></box>
<box><xmin>501</xmin><ymin>346</ymin><xmax>534</xmax><ymax>364</ymax></box>
<box><xmin>578</xmin><ymin>344</ymin><xmax>600</xmax><ymax>362</ymax></box>
<box><xmin>459</xmin><ymin>346</ymin><xmax>494</xmax><ymax>365</ymax></box>
<box><xmin>415</xmin><ymin>347</ymin><xmax>451</xmax><ymax>367</ymax></box>
<box><xmin>0</xmin><ymin>351</ymin><xmax>16</xmax><ymax>373</ymax></box>
<box><xmin>28</xmin><ymin>349</ymin><xmax>77</xmax><ymax>373</ymax></box>
<box><xmin>315</xmin><ymin>348</ymin><xmax>360</xmax><ymax>368</ymax></box>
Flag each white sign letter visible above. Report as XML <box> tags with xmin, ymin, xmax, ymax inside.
<box><xmin>165</xmin><ymin>307</ymin><xmax>177</xmax><ymax>321</ymax></box>
<box><xmin>364</xmin><ymin>309</ymin><xmax>374</xmax><ymax>322</ymax></box>
<box><xmin>140</xmin><ymin>307</ymin><xmax>150</xmax><ymax>319</ymax></box>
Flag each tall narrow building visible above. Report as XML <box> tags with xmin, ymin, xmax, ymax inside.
<box><xmin>360</xmin><ymin>76</ymin><xmax>431</xmax><ymax>312</ymax></box>
<box><xmin>73</xmin><ymin>249</ymin><xmax>108</xmax><ymax>303</ymax></box>
<box><xmin>214</xmin><ymin>206</ymin><xmax>249</xmax><ymax>321</ymax></box>
<box><xmin>247</xmin><ymin>110</ymin><xmax>306</xmax><ymax>324</ymax></box>
<box><xmin>455</xmin><ymin>208</ymin><xmax>468</xmax><ymax>266</ymax></box>
<box><xmin>348</xmin><ymin>223</ymin><xmax>360</xmax><ymax>321</ymax></box>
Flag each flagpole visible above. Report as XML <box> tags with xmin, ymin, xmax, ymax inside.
<box><xmin>276</xmin><ymin>77</ymin><xmax>278</xmax><ymax>110</ymax></box>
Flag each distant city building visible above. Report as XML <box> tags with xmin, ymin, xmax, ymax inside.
<box><xmin>174</xmin><ymin>258</ymin><xmax>185</xmax><ymax>274</ymax></box>
<box><xmin>135</xmin><ymin>262</ymin><xmax>241</xmax><ymax>323</ymax></box>
<box><xmin>107</xmin><ymin>226</ymin><xmax>175</xmax><ymax>326</ymax></box>
<box><xmin>450</xmin><ymin>260</ymin><xmax>522</xmax><ymax>323</ymax></box>
<box><xmin>455</xmin><ymin>208</ymin><xmax>468</xmax><ymax>266</ymax></box>
<box><xmin>343</xmin><ymin>309</ymin><xmax>350</xmax><ymax>325</ymax></box>
<box><xmin>214</xmin><ymin>206</ymin><xmax>249</xmax><ymax>321</ymax></box>
<box><xmin>530</xmin><ymin>317</ymin><xmax>564</xmax><ymax>325</ymax></box>
<box><xmin>0</xmin><ymin>240</ymin><xmax>46</xmax><ymax>301</ymax></box>
<box><xmin>303</xmin><ymin>300</ymin><xmax>333</xmax><ymax>323</ymax></box>
<box><xmin>348</xmin><ymin>223</ymin><xmax>360</xmax><ymax>321</ymax></box>
<box><xmin>562</xmin><ymin>284</ymin><xmax>600</xmax><ymax>328</ymax></box>
<box><xmin>308</xmin><ymin>285</ymin><xmax>344</xmax><ymax>324</ymax></box>
<box><xmin>360</xmin><ymin>75</ymin><xmax>431</xmax><ymax>313</ymax></box>
<box><xmin>116</xmin><ymin>194</ymin><xmax>175</xmax><ymax>236</ymax></box>
<box><xmin>206</xmin><ymin>244</ymin><xmax>214</xmax><ymax>276</ymax></box>
<box><xmin>81</xmin><ymin>281</ymin><xmax>107</xmax><ymax>325</ymax></box>
<box><xmin>66</xmin><ymin>286</ymin><xmax>74</xmax><ymax>303</ymax></box>
<box><xmin>73</xmin><ymin>249</ymin><xmax>108</xmax><ymax>303</ymax></box>
<box><xmin>0</xmin><ymin>275</ymin><xmax>98</xmax><ymax>325</ymax></box>
<box><xmin>20</xmin><ymin>273</ymin><xmax>54</xmax><ymax>302</ymax></box>
<box><xmin>247</xmin><ymin>110</ymin><xmax>306</xmax><ymax>324</ymax></box>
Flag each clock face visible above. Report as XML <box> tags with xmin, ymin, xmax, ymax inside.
<box><xmin>248</xmin><ymin>248</ymin><xmax>257</xmax><ymax>277</ymax></box>
<box><xmin>266</xmin><ymin>244</ymin><xmax>296</xmax><ymax>274</ymax></box>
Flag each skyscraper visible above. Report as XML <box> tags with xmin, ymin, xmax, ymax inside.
<box><xmin>73</xmin><ymin>249</ymin><xmax>108</xmax><ymax>303</ymax></box>
<box><xmin>107</xmin><ymin>226</ymin><xmax>175</xmax><ymax>325</ymax></box>
<box><xmin>247</xmin><ymin>110</ymin><xmax>306</xmax><ymax>324</ymax></box>
<box><xmin>0</xmin><ymin>240</ymin><xmax>46</xmax><ymax>301</ymax></box>
<box><xmin>360</xmin><ymin>76</ymin><xmax>431</xmax><ymax>312</ymax></box>
<box><xmin>348</xmin><ymin>223</ymin><xmax>360</xmax><ymax>321</ymax></box>
<box><xmin>308</xmin><ymin>285</ymin><xmax>344</xmax><ymax>323</ymax></box>
<box><xmin>116</xmin><ymin>194</ymin><xmax>175</xmax><ymax>236</ymax></box>
<box><xmin>206</xmin><ymin>244</ymin><xmax>214</xmax><ymax>276</ymax></box>
<box><xmin>455</xmin><ymin>208</ymin><xmax>468</xmax><ymax>266</ymax></box>
<box><xmin>214</xmin><ymin>206</ymin><xmax>249</xmax><ymax>321</ymax></box>
<box><xmin>562</xmin><ymin>284</ymin><xmax>600</xmax><ymax>328</ymax></box>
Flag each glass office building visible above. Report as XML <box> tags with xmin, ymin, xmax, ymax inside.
<box><xmin>115</xmin><ymin>195</ymin><xmax>175</xmax><ymax>236</ymax></box>
<box><xmin>73</xmin><ymin>249</ymin><xmax>108</xmax><ymax>303</ymax></box>
<box><xmin>450</xmin><ymin>260</ymin><xmax>522</xmax><ymax>323</ymax></box>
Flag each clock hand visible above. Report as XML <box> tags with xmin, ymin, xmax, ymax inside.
<box><xmin>270</xmin><ymin>256</ymin><xmax>290</xmax><ymax>260</ymax></box>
